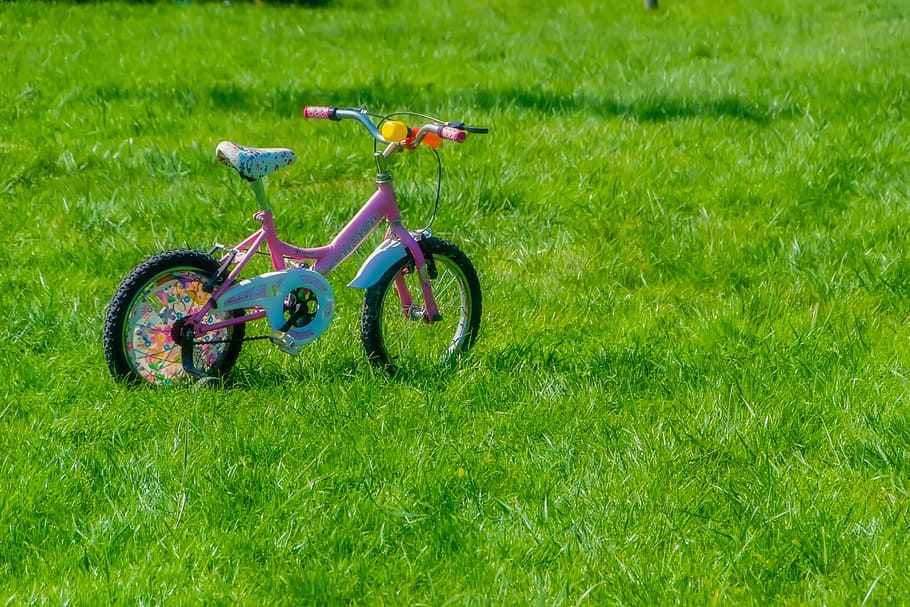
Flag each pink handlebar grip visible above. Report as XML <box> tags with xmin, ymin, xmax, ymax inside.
<box><xmin>439</xmin><ymin>126</ymin><xmax>467</xmax><ymax>143</ymax></box>
<box><xmin>304</xmin><ymin>106</ymin><xmax>335</xmax><ymax>119</ymax></box>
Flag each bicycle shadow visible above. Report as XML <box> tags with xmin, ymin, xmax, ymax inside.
<box><xmin>217</xmin><ymin>352</ymin><xmax>482</xmax><ymax>391</ymax></box>
<box><xmin>463</xmin><ymin>87</ymin><xmax>794</xmax><ymax>123</ymax></box>
<box><xmin>209</xmin><ymin>81</ymin><xmax>795</xmax><ymax>124</ymax></box>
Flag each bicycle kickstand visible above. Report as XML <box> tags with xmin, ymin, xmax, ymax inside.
<box><xmin>180</xmin><ymin>327</ymin><xmax>221</xmax><ymax>388</ymax></box>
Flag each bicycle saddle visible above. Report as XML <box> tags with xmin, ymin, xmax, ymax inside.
<box><xmin>216</xmin><ymin>142</ymin><xmax>296</xmax><ymax>181</ymax></box>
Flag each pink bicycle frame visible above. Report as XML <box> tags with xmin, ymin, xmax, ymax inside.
<box><xmin>188</xmin><ymin>180</ymin><xmax>440</xmax><ymax>336</ymax></box>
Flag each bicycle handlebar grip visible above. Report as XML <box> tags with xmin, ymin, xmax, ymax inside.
<box><xmin>439</xmin><ymin>126</ymin><xmax>467</xmax><ymax>143</ymax></box>
<box><xmin>304</xmin><ymin>106</ymin><xmax>337</xmax><ymax>120</ymax></box>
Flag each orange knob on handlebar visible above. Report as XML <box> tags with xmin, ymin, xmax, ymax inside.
<box><xmin>422</xmin><ymin>131</ymin><xmax>443</xmax><ymax>149</ymax></box>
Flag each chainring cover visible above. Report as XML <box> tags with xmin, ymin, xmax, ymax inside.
<box><xmin>216</xmin><ymin>268</ymin><xmax>335</xmax><ymax>346</ymax></box>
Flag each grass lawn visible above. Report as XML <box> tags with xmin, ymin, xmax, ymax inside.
<box><xmin>2</xmin><ymin>0</ymin><xmax>910</xmax><ymax>603</ymax></box>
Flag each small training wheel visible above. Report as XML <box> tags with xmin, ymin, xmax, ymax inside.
<box><xmin>194</xmin><ymin>376</ymin><xmax>222</xmax><ymax>390</ymax></box>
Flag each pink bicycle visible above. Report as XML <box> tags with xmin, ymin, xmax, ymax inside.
<box><xmin>102</xmin><ymin>106</ymin><xmax>488</xmax><ymax>386</ymax></box>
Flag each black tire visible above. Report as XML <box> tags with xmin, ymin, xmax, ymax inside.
<box><xmin>361</xmin><ymin>237</ymin><xmax>481</xmax><ymax>372</ymax></box>
<box><xmin>102</xmin><ymin>249</ymin><xmax>245</xmax><ymax>386</ymax></box>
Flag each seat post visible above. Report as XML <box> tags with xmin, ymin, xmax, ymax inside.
<box><xmin>249</xmin><ymin>179</ymin><xmax>271</xmax><ymax>213</ymax></box>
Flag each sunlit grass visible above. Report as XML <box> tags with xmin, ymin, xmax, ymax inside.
<box><xmin>1</xmin><ymin>0</ymin><xmax>910</xmax><ymax>603</ymax></box>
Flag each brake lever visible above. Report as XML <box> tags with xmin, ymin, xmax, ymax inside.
<box><xmin>443</xmin><ymin>121</ymin><xmax>489</xmax><ymax>134</ymax></box>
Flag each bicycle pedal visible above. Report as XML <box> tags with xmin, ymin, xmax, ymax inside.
<box><xmin>270</xmin><ymin>331</ymin><xmax>304</xmax><ymax>355</ymax></box>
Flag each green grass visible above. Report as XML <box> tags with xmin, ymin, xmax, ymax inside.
<box><xmin>2</xmin><ymin>0</ymin><xmax>910</xmax><ymax>603</ymax></box>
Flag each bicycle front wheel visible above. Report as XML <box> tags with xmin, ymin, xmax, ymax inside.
<box><xmin>102</xmin><ymin>249</ymin><xmax>245</xmax><ymax>386</ymax></box>
<box><xmin>361</xmin><ymin>237</ymin><xmax>481</xmax><ymax>372</ymax></box>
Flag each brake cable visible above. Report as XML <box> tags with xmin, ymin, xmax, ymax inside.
<box><xmin>374</xmin><ymin>110</ymin><xmax>445</xmax><ymax>231</ymax></box>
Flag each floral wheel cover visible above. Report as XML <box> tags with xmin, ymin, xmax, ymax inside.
<box><xmin>125</xmin><ymin>269</ymin><xmax>234</xmax><ymax>385</ymax></box>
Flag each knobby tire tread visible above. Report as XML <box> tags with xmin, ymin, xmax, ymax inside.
<box><xmin>102</xmin><ymin>248</ymin><xmax>245</xmax><ymax>385</ymax></box>
<box><xmin>360</xmin><ymin>237</ymin><xmax>481</xmax><ymax>372</ymax></box>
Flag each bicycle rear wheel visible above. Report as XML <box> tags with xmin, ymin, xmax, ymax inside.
<box><xmin>360</xmin><ymin>237</ymin><xmax>481</xmax><ymax>372</ymax></box>
<box><xmin>102</xmin><ymin>249</ymin><xmax>245</xmax><ymax>386</ymax></box>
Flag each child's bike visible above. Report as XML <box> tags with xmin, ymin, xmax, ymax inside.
<box><xmin>102</xmin><ymin>106</ymin><xmax>488</xmax><ymax>386</ymax></box>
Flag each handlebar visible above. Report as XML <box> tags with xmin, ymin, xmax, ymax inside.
<box><xmin>439</xmin><ymin>126</ymin><xmax>467</xmax><ymax>143</ymax></box>
<box><xmin>303</xmin><ymin>105</ymin><xmax>487</xmax><ymax>148</ymax></box>
<box><xmin>303</xmin><ymin>106</ymin><xmax>338</xmax><ymax>121</ymax></box>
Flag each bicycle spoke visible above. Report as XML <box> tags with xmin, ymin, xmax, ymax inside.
<box><xmin>432</xmin><ymin>274</ymin><xmax>459</xmax><ymax>300</ymax></box>
<box><xmin>378</xmin><ymin>259</ymin><xmax>472</xmax><ymax>364</ymax></box>
<box><xmin>134</xmin><ymin>348</ymin><xmax>178</xmax><ymax>363</ymax></box>
<box><xmin>129</xmin><ymin>291</ymin><xmax>231</xmax><ymax>379</ymax></box>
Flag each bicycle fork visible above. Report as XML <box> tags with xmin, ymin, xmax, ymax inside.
<box><xmin>389</xmin><ymin>224</ymin><xmax>442</xmax><ymax>323</ymax></box>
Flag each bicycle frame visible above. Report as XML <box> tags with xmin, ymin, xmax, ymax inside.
<box><xmin>102</xmin><ymin>107</ymin><xmax>488</xmax><ymax>385</ymax></box>
<box><xmin>186</xmin><ymin>178</ymin><xmax>441</xmax><ymax>339</ymax></box>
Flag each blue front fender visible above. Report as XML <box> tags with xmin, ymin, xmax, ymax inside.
<box><xmin>348</xmin><ymin>238</ymin><xmax>411</xmax><ymax>289</ymax></box>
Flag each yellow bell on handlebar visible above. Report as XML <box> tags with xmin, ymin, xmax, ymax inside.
<box><xmin>381</xmin><ymin>120</ymin><xmax>409</xmax><ymax>142</ymax></box>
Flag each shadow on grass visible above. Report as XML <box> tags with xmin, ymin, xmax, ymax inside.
<box><xmin>467</xmin><ymin>87</ymin><xmax>789</xmax><ymax>123</ymax></box>
<box><xmin>88</xmin><ymin>77</ymin><xmax>793</xmax><ymax>124</ymax></box>
<box><xmin>67</xmin><ymin>0</ymin><xmax>332</xmax><ymax>4</ymax></box>
<box><xmin>208</xmin><ymin>81</ymin><xmax>795</xmax><ymax>124</ymax></box>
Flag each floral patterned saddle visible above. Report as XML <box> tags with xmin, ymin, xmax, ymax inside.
<box><xmin>215</xmin><ymin>142</ymin><xmax>296</xmax><ymax>181</ymax></box>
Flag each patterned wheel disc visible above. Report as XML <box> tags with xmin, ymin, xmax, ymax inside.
<box><xmin>124</xmin><ymin>269</ymin><xmax>235</xmax><ymax>385</ymax></box>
